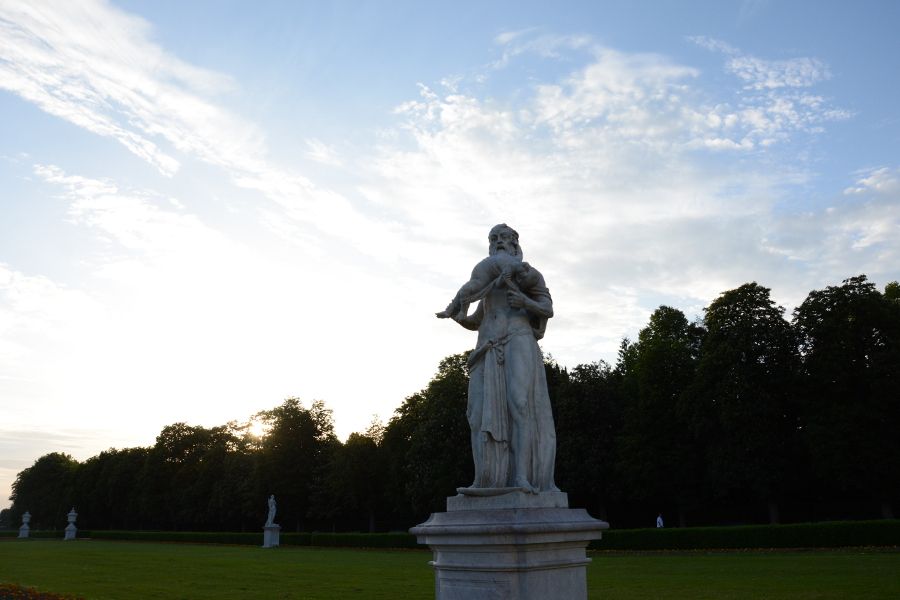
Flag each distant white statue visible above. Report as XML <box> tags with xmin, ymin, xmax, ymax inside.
<box><xmin>64</xmin><ymin>507</ymin><xmax>78</xmax><ymax>541</ymax></box>
<box><xmin>262</xmin><ymin>494</ymin><xmax>280</xmax><ymax>548</ymax></box>
<box><xmin>265</xmin><ymin>494</ymin><xmax>277</xmax><ymax>527</ymax></box>
<box><xmin>18</xmin><ymin>510</ymin><xmax>31</xmax><ymax>539</ymax></box>
<box><xmin>437</xmin><ymin>224</ymin><xmax>558</xmax><ymax>494</ymax></box>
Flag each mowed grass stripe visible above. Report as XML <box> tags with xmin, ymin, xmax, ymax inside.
<box><xmin>588</xmin><ymin>549</ymin><xmax>900</xmax><ymax>599</ymax></box>
<box><xmin>2</xmin><ymin>540</ymin><xmax>899</xmax><ymax>599</ymax></box>
<box><xmin>1</xmin><ymin>541</ymin><xmax>432</xmax><ymax>599</ymax></box>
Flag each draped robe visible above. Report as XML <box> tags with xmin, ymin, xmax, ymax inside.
<box><xmin>462</xmin><ymin>269</ymin><xmax>558</xmax><ymax>492</ymax></box>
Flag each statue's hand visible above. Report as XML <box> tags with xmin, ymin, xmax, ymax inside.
<box><xmin>507</xmin><ymin>289</ymin><xmax>526</xmax><ymax>309</ymax></box>
<box><xmin>438</xmin><ymin>298</ymin><xmax>462</xmax><ymax>319</ymax></box>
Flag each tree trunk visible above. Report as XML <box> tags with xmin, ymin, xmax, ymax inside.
<box><xmin>767</xmin><ymin>501</ymin><xmax>780</xmax><ymax>524</ymax></box>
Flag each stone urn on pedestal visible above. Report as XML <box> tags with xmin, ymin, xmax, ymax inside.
<box><xmin>64</xmin><ymin>507</ymin><xmax>77</xmax><ymax>541</ymax></box>
<box><xmin>18</xmin><ymin>511</ymin><xmax>31</xmax><ymax>539</ymax></box>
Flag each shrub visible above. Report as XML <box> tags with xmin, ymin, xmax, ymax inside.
<box><xmin>591</xmin><ymin>520</ymin><xmax>900</xmax><ymax>551</ymax></box>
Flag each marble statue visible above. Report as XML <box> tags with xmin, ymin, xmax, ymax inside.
<box><xmin>18</xmin><ymin>510</ymin><xmax>30</xmax><ymax>538</ymax></box>
<box><xmin>265</xmin><ymin>494</ymin><xmax>277</xmax><ymax>527</ymax></box>
<box><xmin>437</xmin><ymin>224</ymin><xmax>558</xmax><ymax>494</ymax></box>
<box><xmin>262</xmin><ymin>494</ymin><xmax>280</xmax><ymax>548</ymax></box>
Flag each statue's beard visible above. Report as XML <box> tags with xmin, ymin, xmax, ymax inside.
<box><xmin>489</xmin><ymin>243</ymin><xmax>522</xmax><ymax>259</ymax></box>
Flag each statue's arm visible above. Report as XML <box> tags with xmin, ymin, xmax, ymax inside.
<box><xmin>436</xmin><ymin>259</ymin><xmax>494</xmax><ymax>320</ymax></box>
<box><xmin>455</xmin><ymin>301</ymin><xmax>483</xmax><ymax>331</ymax></box>
<box><xmin>523</xmin><ymin>290</ymin><xmax>554</xmax><ymax>319</ymax></box>
<box><xmin>507</xmin><ymin>272</ymin><xmax>553</xmax><ymax>319</ymax></box>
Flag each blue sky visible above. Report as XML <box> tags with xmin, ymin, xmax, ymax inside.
<box><xmin>1</xmin><ymin>0</ymin><xmax>899</xmax><ymax>508</ymax></box>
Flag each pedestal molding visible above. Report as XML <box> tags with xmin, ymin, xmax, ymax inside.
<box><xmin>412</xmin><ymin>504</ymin><xmax>608</xmax><ymax>599</ymax></box>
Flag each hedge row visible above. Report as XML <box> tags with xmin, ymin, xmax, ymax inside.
<box><xmin>0</xmin><ymin>530</ymin><xmax>97</xmax><ymax>540</ymax></box>
<box><xmin>4</xmin><ymin>520</ymin><xmax>898</xmax><ymax>550</ymax></box>
<box><xmin>0</xmin><ymin>529</ymin><xmax>420</xmax><ymax>548</ymax></box>
<box><xmin>593</xmin><ymin>519</ymin><xmax>900</xmax><ymax>551</ymax></box>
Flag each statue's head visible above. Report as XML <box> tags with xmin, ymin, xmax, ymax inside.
<box><xmin>488</xmin><ymin>223</ymin><xmax>522</xmax><ymax>259</ymax></box>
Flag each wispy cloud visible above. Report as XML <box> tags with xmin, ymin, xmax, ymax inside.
<box><xmin>369</xmin><ymin>32</ymin><xmax>893</xmax><ymax>365</ymax></box>
<box><xmin>687</xmin><ymin>36</ymin><xmax>849</xmax><ymax>148</ymax></box>
<box><xmin>689</xmin><ymin>35</ymin><xmax>830</xmax><ymax>90</ymax></box>
<box><xmin>489</xmin><ymin>29</ymin><xmax>592</xmax><ymax>69</ymax></box>
<box><xmin>0</xmin><ymin>0</ymin><xmax>382</xmax><ymax>253</ymax></box>
<box><xmin>304</xmin><ymin>138</ymin><xmax>343</xmax><ymax>166</ymax></box>
<box><xmin>33</xmin><ymin>164</ymin><xmax>229</xmax><ymax>259</ymax></box>
<box><xmin>494</xmin><ymin>28</ymin><xmax>538</xmax><ymax>46</ymax></box>
<box><xmin>844</xmin><ymin>166</ymin><xmax>900</xmax><ymax>196</ymax></box>
<box><xmin>0</xmin><ymin>1</ymin><xmax>233</xmax><ymax>175</ymax></box>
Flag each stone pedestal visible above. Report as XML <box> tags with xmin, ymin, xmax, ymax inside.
<box><xmin>263</xmin><ymin>524</ymin><xmax>281</xmax><ymax>548</ymax></box>
<box><xmin>411</xmin><ymin>490</ymin><xmax>608</xmax><ymax>600</ymax></box>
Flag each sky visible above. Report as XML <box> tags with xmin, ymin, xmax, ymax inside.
<box><xmin>1</xmin><ymin>0</ymin><xmax>899</xmax><ymax>510</ymax></box>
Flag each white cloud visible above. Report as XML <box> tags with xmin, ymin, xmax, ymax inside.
<box><xmin>688</xmin><ymin>36</ymin><xmax>739</xmax><ymax>55</ymax></box>
<box><xmin>844</xmin><ymin>166</ymin><xmax>900</xmax><ymax>196</ymax></box>
<box><xmin>689</xmin><ymin>35</ymin><xmax>830</xmax><ymax>90</ymax></box>
<box><xmin>831</xmin><ymin>166</ymin><xmax>900</xmax><ymax>253</ymax></box>
<box><xmin>370</xmin><ymin>64</ymin><xmax>777</xmax><ymax>365</ymax></box>
<box><xmin>0</xmin><ymin>1</ymin><xmax>207</xmax><ymax>175</ymax></box>
<box><xmin>685</xmin><ymin>37</ymin><xmax>849</xmax><ymax>149</ymax></box>
<box><xmin>489</xmin><ymin>30</ymin><xmax>592</xmax><ymax>70</ymax></box>
<box><xmin>532</xmin><ymin>48</ymin><xmax>700</xmax><ymax>136</ymax></box>
<box><xmin>0</xmin><ymin>0</ymin><xmax>386</xmax><ymax>256</ymax></box>
<box><xmin>494</xmin><ymin>28</ymin><xmax>537</xmax><ymax>46</ymax></box>
<box><xmin>728</xmin><ymin>55</ymin><xmax>830</xmax><ymax>90</ymax></box>
<box><xmin>368</xmin><ymin>34</ymin><xmax>894</xmax><ymax>369</ymax></box>
<box><xmin>33</xmin><ymin>164</ymin><xmax>224</xmax><ymax>255</ymax></box>
<box><xmin>304</xmin><ymin>138</ymin><xmax>343</xmax><ymax>166</ymax></box>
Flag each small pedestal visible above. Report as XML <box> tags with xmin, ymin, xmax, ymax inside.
<box><xmin>411</xmin><ymin>490</ymin><xmax>608</xmax><ymax>600</ymax></box>
<box><xmin>263</xmin><ymin>524</ymin><xmax>281</xmax><ymax>548</ymax></box>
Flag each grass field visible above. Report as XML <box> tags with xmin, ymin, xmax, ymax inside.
<box><xmin>2</xmin><ymin>540</ymin><xmax>898</xmax><ymax>599</ymax></box>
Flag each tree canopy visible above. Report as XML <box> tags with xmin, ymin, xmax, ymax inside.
<box><xmin>8</xmin><ymin>274</ymin><xmax>899</xmax><ymax>531</ymax></box>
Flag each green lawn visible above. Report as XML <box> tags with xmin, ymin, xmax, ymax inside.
<box><xmin>589</xmin><ymin>549</ymin><xmax>900</xmax><ymax>599</ymax></box>
<box><xmin>1</xmin><ymin>540</ymin><xmax>898</xmax><ymax>599</ymax></box>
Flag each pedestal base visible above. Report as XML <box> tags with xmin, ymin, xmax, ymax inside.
<box><xmin>64</xmin><ymin>524</ymin><xmax>77</xmax><ymax>541</ymax></box>
<box><xmin>411</xmin><ymin>492</ymin><xmax>608</xmax><ymax>600</ymax></box>
<box><xmin>18</xmin><ymin>525</ymin><xmax>29</xmax><ymax>539</ymax></box>
<box><xmin>263</xmin><ymin>524</ymin><xmax>281</xmax><ymax>548</ymax></box>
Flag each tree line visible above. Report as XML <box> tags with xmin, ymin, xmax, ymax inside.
<box><xmin>3</xmin><ymin>274</ymin><xmax>898</xmax><ymax>532</ymax></box>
